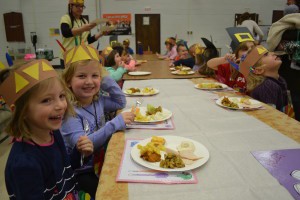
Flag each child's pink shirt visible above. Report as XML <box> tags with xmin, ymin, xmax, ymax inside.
<box><xmin>166</xmin><ymin>45</ymin><xmax>178</xmax><ymax>60</ymax></box>
<box><xmin>124</xmin><ymin>59</ymin><xmax>137</xmax><ymax>71</ymax></box>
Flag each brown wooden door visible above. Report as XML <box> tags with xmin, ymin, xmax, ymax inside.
<box><xmin>3</xmin><ymin>12</ymin><xmax>25</xmax><ymax>42</ymax></box>
<box><xmin>135</xmin><ymin>14</ymin><xmax>160</xmax><ymax>54</ymax></box>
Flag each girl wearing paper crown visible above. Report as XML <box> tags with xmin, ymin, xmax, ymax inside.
<box><xmin>1</xmin><ymin>59</ymin><xmax>93</xmax><ymax>199</ymax></box>
<box><xmin>60</xmin><ymin>0</ymin><xmax>106</xmax><ymax>68</ymax></box>
<box><xmin>61</xmin><ymin>44</ymin><xmax>135</xmax><ymax>198</ymax></box>
<box><xmin>156</xmin><ymin>38</ymin><xmax>178</xmax><ymax>60</ymax></box>
<box><xmin>207</xmin><ymin>27</ymin><xmax>256</xmax><ymax>93</ymax></box>
<box><xmin>239</xmin><ymin>46</ymin><xmax>288</xmax><ymax>112</ymax></box>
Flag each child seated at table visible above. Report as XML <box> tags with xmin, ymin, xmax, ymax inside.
<box><xmin>207</xmin><ymin>41</ymin><xmax>254</xmax><ymax>92</ymax></box>
<box><xmin>121</xmin><ymin>49</ymin><xmax>137</xmax><ymax>71</ymax></box>
<box><xmin>174</xmin><ymin>43</ymin><xmax>189</xmax><ymax>61</ymax></box>
<box><xmin>156</xmin><ymin>38</ymin><xmax>177</xmax><ymax>60</ymax></box>
<box><xmin>61</xmin><ymin>44</ymin><xmax>135</xmax><ymax>198</ymax></box>
<box><xmin>239</xmin><ymin>45</ymin><xmax>288</xmax><ymax>112</ymax></box>
<box><xmin>171</xmin><ymin>43</ymin><xmax>198</xmax><ymax>68</ymax></box>
<box><xmin>123</xmin><ymin>39</ymin><xmax>134</xmax><ymax>55</ymax></box>
<box><xmin>105</xmin><ymin>50</ymin><xmax>127</xmax><ymax>88</ymax></box>
<box><xmin>194</xmin><ymin>38</ymin><xmax>219</xmax><ymax>77</ymax></box>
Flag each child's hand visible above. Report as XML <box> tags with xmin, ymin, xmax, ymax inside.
<box><xmin>224</xmin><ymin>53</ymin><xmax>236</xmax><ymax>63</ymax></box>
<box><xmin>119</xmin><ymin>61</ymin><xmax>125</xmax><ymax>67</ymax></box>
<box><xmin>169</xmin><ymin>62</ymin><xmax>175</xmax><ymax>67</ymax></box>
<box><xmin>121</xmin><ymin>112</ymin><xmax>135</xmax><ymax>124</ymax></box>
<box><xmin>76</xmin><ymin>135</ymin><xmax>94</xmax><ymax>157</ymax></box>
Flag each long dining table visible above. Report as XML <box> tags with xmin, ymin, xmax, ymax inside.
<box><xmin>122</xmin><ymin>54</ymin><xmax>206</xmax><ymax>80</ymax></box>
<box><xmin>96</xmin><ymin>57</ymin><xmax>300</xmax><ymax>200</ymax></box>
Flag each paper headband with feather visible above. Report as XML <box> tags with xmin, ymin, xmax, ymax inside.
<box><xmin>63</xmin><ymin>44</ymin><xmax>100</xmax><ymax>67</ymax></box>
<box><xmin>0</xmin><ymin>59</ymin><xmax>57</xmax><ymax>107</ymax></box>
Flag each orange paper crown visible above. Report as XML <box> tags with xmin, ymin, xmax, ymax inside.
<box><xmin>63</xmin><ymin>44</ymin><xmax>100</xmax><ymax>67</ymax></box>
<box><xmin>69</xmin><ymin>0</ymin><xmax>84</xmax><ymax>4</ymax></box>
<box><xmin>0</xmin><ymin>59</ymin><xmax>57</xmax><ymax>107</ymax></box>
<box><xmin>239</xmin><ymin>45</ymin><xmax>268</xmax><ymax>78</ymax></box>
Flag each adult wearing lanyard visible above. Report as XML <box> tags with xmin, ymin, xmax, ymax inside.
<box><xmin>60</xmin><ymin>0</ymin><xmax>103</xmax><ymax>68</ymax></box>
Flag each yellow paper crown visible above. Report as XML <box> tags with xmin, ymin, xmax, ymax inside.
<box><xmin>123</xmin><ymin>39</ymin><xmax>130</xmax><ymax>44</ymax></box>
<box><xmin>0</xmin><ymin>59</ymin><xmax>57</xmax><ymax>107</ymax></box>
<box><xmin>63</xmin><ymin>44</ymin><xmax>99</xmax><ymax>67</ymax></box>
<box><xmin>69</xmin><ymin>0</ymin><xmax>84</xmax><ymax>4</ymax></box>
<box><xmin>195</xmin><ymin>44</ymin><xmax>204</xmax><ymax>55</ymax></box>
<box><xmin>165</xmin><ymin>39</ymin><xmax>172</xmax><ymax>44</ymax></box>
<box><xmin>102</xmin><ymin>46</ymin><xmax>113</xmax><ymax>57</ymax></box>
<box><xmin>239</xmin><ymin>45</ymin><xmax>268</xmax><ymax>78</ymax></box>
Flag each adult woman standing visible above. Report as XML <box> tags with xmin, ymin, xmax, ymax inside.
<box><xmin>237</xmin><ymin>12</ymin><xmax>264</xmax><ymax>44</ymax></box>
<box><xmin>60</xmin><ymin>0</ymin><xmax>104</xmax><ymax>68</ymax></box>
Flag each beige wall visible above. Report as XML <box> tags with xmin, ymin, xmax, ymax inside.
<box><xmin>0</xmin><ymin>0</ymin><xmax>285</xmax><ymax>66</ymax></box>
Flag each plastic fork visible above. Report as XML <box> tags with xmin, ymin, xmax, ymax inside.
<box><xmin>81</xmin><ymin>119</ymin><xmax>90</xmax><ymax>166</ymax></box>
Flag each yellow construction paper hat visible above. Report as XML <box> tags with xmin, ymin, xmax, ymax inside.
<box><xmin>165</xmin><ymin>38</ymin><xmax>172</xmax><ymax>45</ymax></box>
<box><xmin>195</xmin><ymin>44</ymin><xmax>204</xmax><ymax>55</ymax></box>
<box><xmin>239</xmin><ymin>45</ymin><xmax>269</xmax><ymax>78</ymax></box>
<box><xmin>123</xmin><ymin>39</ymin><xmax>130</xmax><ymax>45</ymax></box>
<box><xmin>0</xmin><ymin>59</ymin><xmax>57</xmax><ymax>107</ymax></box>
<box><xmin>102</xmin><ymin>46</ymin><xmax>113</xmax><ymax>57</ymax></box>
<box><xmin>69</xmin><ymin>0</ymin><xmax>84</xmax><ymax>4</ymax></box>
<box><xmin>63</xmin><ymin>44</ymin><xmax>100</xmax><ymax>67</ymax></box>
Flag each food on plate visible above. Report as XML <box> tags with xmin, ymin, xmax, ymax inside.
<box><xmin>165</xmin><ymin>147</ymin><xmax>179</xmax><ymax>155</ymax></box>
<box><xmin>146</xmin><ymin>104</ymin><xmax>162</xmax><ymax>115</ymax></box>
<box><xmin>134</xmin><ymin>104</ymin><xmax>169</xmax><ymax>122</ymax></box>
<box><xmin>177</xmin><ymin>70</ymin><xmax>189</xmax><ymax>75</ymax></box>
<box><xmin>138</xmin><ymin>141</ymin><xmax>165</xmax><ymax>162</ymax></box>
<box><xmin>197</xmin><ymin>83</ymin><xmax>223</xmax><ymax>89</ymax></box>
<box><xmin>181</xmin><ymin>158</ymin><xmax>195</xmax><ymax>165</ymax></box>
<box><xmin>240</xmin><ymin>97</ymin><xmax>251</xmax><ymax>105</ymax></box>
<box><xmin>160</xmin><ymin>153</ymin><xmax>185</xmax><ymax>169</ymax></box>
<box><xmin>151</xmin><ymin>136</ymin><xmax>166</xmax><ymax>145</ymax></box>
<box><xmin>221</xmin><ymin>97</ymin><xmax>239</xmax><ymax>108</ymax></box>
<box><xmin>179</xmin><ymin>150</ymin><xmax>202</xmax><ymax>161</ymax></box>
<box><xmin>126</xmin><ymin>87</ymin><xmax>141</xmax><ymax>94</ymax></box>
<box><xmin>175</xmin><ymin>66</ymin><xmax>190</xmax><ymax>71</ymax></box>
<box><xmin>141</xmin><ymin>87</ymin><xmax>155</xmax><ymax>94</ymax></box>
<box><xmin>125</xmin><ymin>87</ymin><xmax>156</xmax><ymax>95</ymax></box>
<box><xmin>177</xmin><ymin>141</ymin><xmax>196</xmax><ymax>152</ymax></box>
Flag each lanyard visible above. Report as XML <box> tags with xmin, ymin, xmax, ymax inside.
<box><xmin>82</xmin><ymin>102</ymin><xmax>99</xmax><ymax>130</ymax></box>
<box><xmin>74</xmin><ymin>19</ymin><xmax>82</xmax><ymax>45</ymax></box>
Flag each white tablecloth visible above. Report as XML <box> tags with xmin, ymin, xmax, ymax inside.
<box><xmin>122</xmin><ymin>79</ymin><xmax>300</xmax><ymax>200</ymax></box>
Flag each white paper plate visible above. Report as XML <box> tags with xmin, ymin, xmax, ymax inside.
<box><xmin>91</xmin><ymin>18</ymin><xmax>109</xmax><ymax>25</ymax></box>
<box><xmin>128</xmin><ymin>71</ymin><xmax>151</xmax><ymax>76</ymax></box>
<box><xmin>216</xmin><ymin>96</ymin><xmax>263</xmax><ymax>110</ymax></box>
<box><xmin>123</xmin><ymin>87</ymin><xmax>159</xmax><ymax>96</ymax></box>
<box><xmin>194</xmin><ymin>82</ymin><xmax>228</xmax><ymax>90</ymax></box>
<box><xmin>171</xmin><ymin>71</ymin><xmax>195</xmax><ymax>75</ymax></box>
<box><xmin>123</xmin><ymin>106</ymin><xmax>172</xmax><ymax>122</ymax></box>
<box><xmin>169</xmin><ymin>66</ymin><xmax>191</xmax><ymax>71</ymax></box>
<box><xmin>100</xmin><ymin>25</ymin><xmax>116</xmax><ymax>32</ymax></box>
<box><xmin>131</xmin><ymin>135</ymin><xmax>209</xmax><ymax>172</ymax></box>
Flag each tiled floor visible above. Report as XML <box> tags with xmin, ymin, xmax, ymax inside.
<box><xmin>0</xmin><ymin>135</ymin><xmax>10</xmax><ymax>199</ymax></box>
